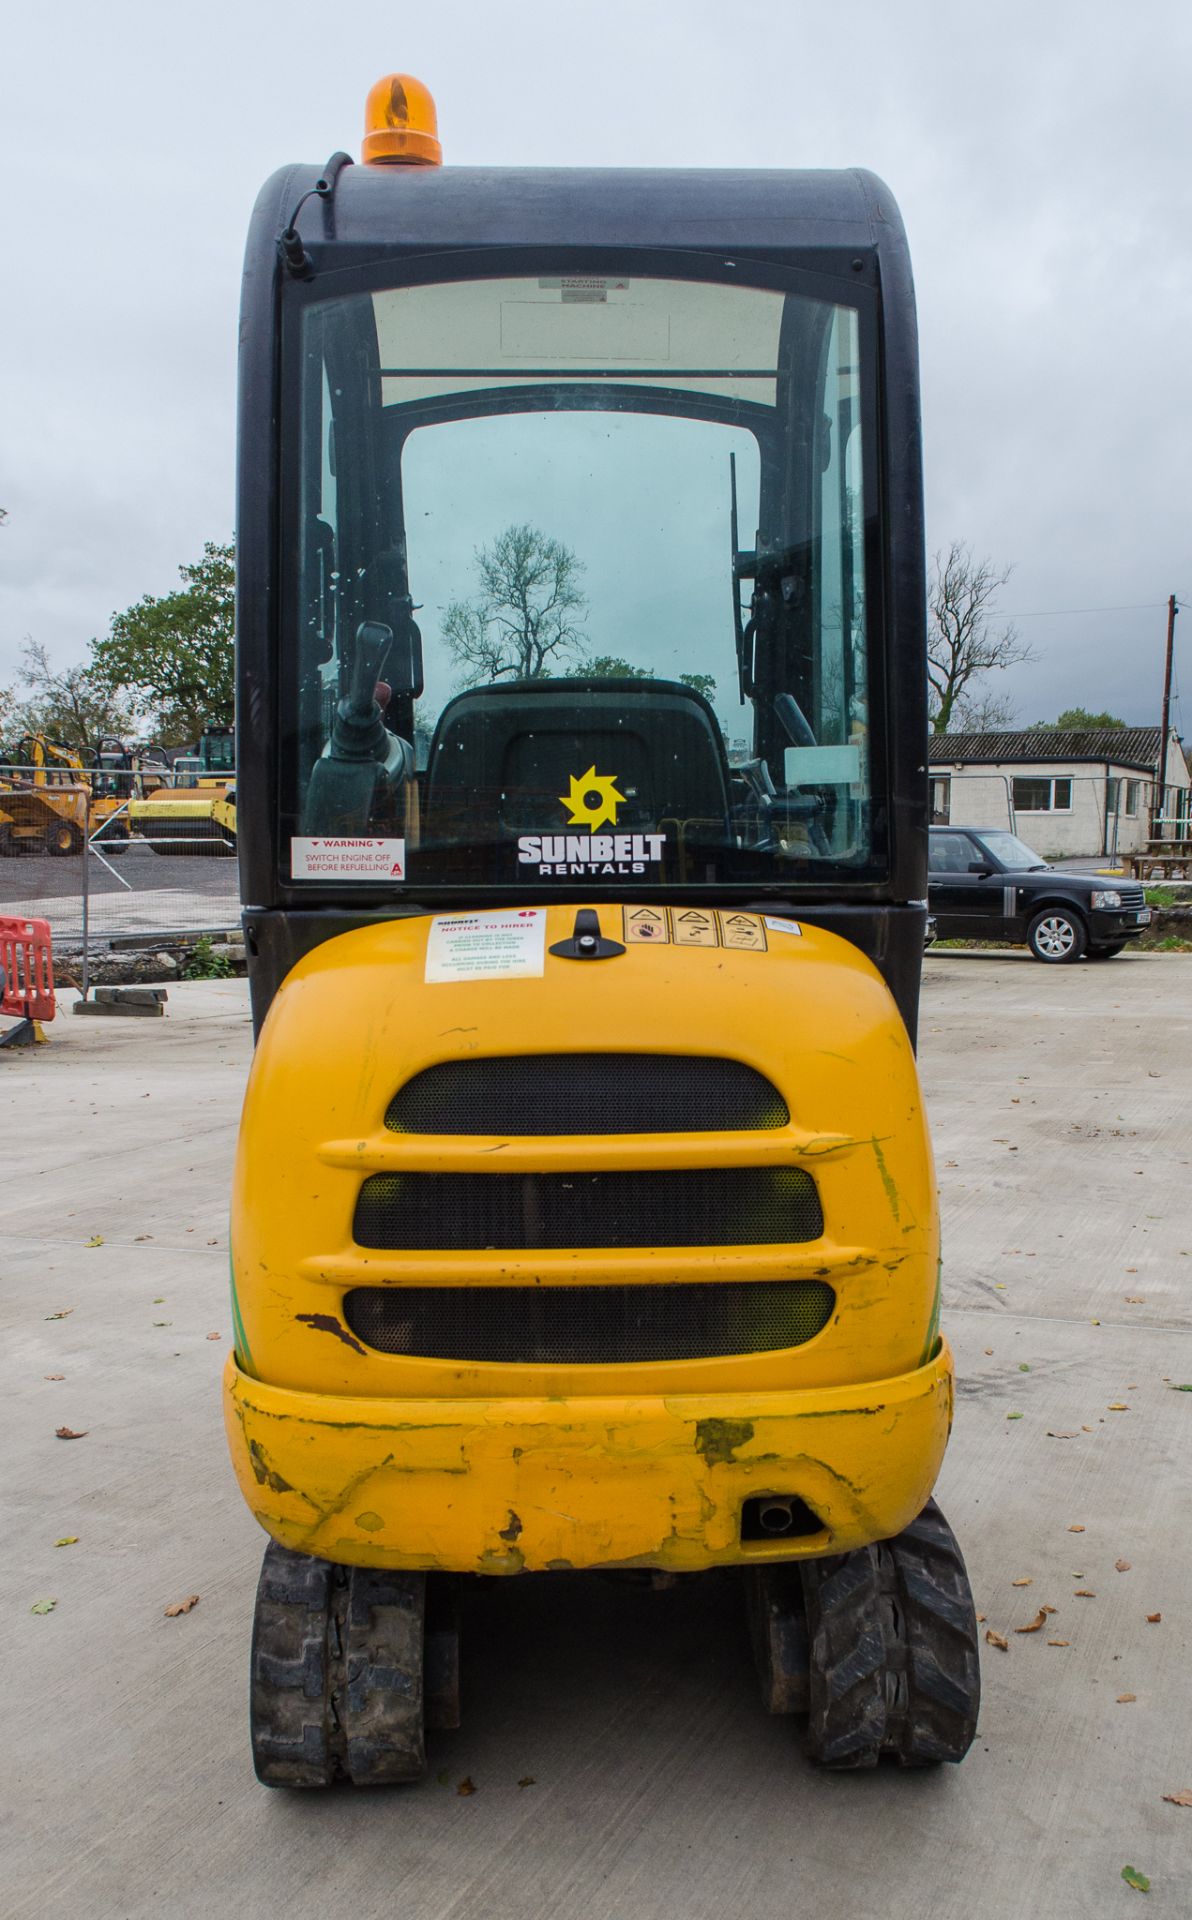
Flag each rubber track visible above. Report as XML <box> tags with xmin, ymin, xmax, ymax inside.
<box><xmin>250</xmin><ymin>1541</ymin><xmax>427</xmax><ymax>1788</ymax></box>
<box><xmin>801</xmin><ymin>1498</ymin><xmax>980</xmax><ymax>1767</ymax></box>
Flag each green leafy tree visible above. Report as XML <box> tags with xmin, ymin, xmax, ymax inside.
<box><xmin>575</xmin><ymin>659</ymin><xmax>717</xmax><ymax>703</ymax></box>
<box><xmin>2</xmin><ymin>639</ymin><xmax>134</xmax><ymax>756</ymax></box>
<box><xmin>1031</xmin><ymin>707</ymin><xmax>1125</xmax><ymax>730</ymax></box>
<box><xmin>577</xmin><ymin>655</ymin><xmax>655</xmax><ymax>678</ymax></box>
<box><xmin>443</xmin><ymin>525</ymin><xmax>587</xmax><ymax>685</ymax></box>
<box><xmin>91</xmin><ymin>541</ymin><xmax>234</xmax><ymax>746</ymax></box>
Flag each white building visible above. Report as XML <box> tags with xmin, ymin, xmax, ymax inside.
<box><xmin>928</xmin><ymin>727</ymin><xmax>1190</xmax><ymax>858</ymax></box>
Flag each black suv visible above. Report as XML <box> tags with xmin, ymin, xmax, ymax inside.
<box><xmin>927</xmin><ymin>827</ymin><xmax>1151</xmax><ymax>962</ymax></box>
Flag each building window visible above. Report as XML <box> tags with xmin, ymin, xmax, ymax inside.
<box><xmin>1125</xmin><ymin>780</ymin><xmax>1141</xmax><ymax>817</ymax></box>
<box><xmin>930</xmin><ymin>776</ymin><xmax>951</xmax><ymax>824</ymax></box>
<box><xmin>1013</xmin><ymin>776</ymin><xmax>1072</xmax><ymax>812</ymax></box>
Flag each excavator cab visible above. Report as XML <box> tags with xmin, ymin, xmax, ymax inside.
<box><xmin>226</xmin><ymin>75</ymin><xmax>980</xmax><ymax>1788</ymax></box>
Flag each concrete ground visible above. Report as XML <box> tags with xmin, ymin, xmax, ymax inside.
<box><xmin>3</xmin><ymin>954</ymin><xmax>1190</xmax><ymax>1919</ymax></box>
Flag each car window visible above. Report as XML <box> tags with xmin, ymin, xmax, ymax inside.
<box><xmin>928</xmin><ymin>834</ymin><xmax>978</xmax><ymax>875</ymax></box>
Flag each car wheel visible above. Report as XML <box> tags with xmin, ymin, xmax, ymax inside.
<box><xmin>1088</xmin><ymin>942</ymin><xmax>1127</xmax><ymax>960</ymax></box>
<box><xmin>1027</xmin><ymin>907</ymin><xmax>1087</xmax><ymax>963</ymax></box>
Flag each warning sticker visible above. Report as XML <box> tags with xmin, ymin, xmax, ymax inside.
<box><xmin>671</xmin><ymin>908</ymin><xmax>718</xmax><ymax>948</ymax></box>
<box><xmin>623</xmin><ymin>906</ymin><xmax>669</xmax><ymax>945</ymax></box>
<box><xmin>291</xmin><ymin>837</ymin><xmax>405</xmax><ymax>881</ymax></box>
<box><xmin>717</xmin><ymin>911</ymin><xmax>768</xmax><ymax>952</ymax></box>
<box><xmin>537</xmin><ymin>277</ymin><xmax>631</xmax><ymax>302</ymax></box>
<box><xmin>425</xmin><ymin>910</ymin><xmax>546</xmax><ymax>984</ymax></box>
<box><xmin>764</xmin><ymin>916</ymin><xmax>803</xmax><ymax>937</ymax></box>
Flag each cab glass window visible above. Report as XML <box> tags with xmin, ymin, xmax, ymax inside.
<box><xmin>282</xmin><ymin>271</ymin><xmax>882</xmax><ymax>892</ymax></box>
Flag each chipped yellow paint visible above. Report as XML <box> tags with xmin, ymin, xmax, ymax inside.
<box><xmin>227</xmin><ymin>903</ymin><xmax>946</xmax><ymax>1571</ymax></box>
<box><xmin>224</xmin><ymin>1342</ymin><xmax>953</xmax><ymax>1572</ymax></box>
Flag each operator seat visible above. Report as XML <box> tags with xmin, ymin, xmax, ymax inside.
<box><xmin>422</xmin><ymin>678</ymin><xmax>730</xmax><ymax>846</ymax></box>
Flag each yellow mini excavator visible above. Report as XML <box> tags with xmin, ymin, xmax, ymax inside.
<box><xmin>224</xmin><ymin>73</ymin><xmax>980</xmax><ymax>1788</ymax></box>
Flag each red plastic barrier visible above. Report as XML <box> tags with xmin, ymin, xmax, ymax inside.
<box><xmin>0</xmin><ymin>915</ymin><xmax>55</xmax><ymax>1023</ymax></box>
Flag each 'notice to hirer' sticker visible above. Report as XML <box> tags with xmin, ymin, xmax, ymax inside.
<box><xmin>291</xmin><ymin>838</ymin><xmax>405</xmax><ymax>881</ymax></box>
<box><xmin>425</xmin><ymin>910</ymin><xmax>546</xmax><ymax>984</ymax></box>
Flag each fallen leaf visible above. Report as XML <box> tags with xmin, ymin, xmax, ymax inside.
<box><xmin>45</xmin><ymin>1310</ymin><xmax>73</xmax><ymax>1321</ymax></box>
<box><xmin>1125</xmin><ymin>1296</ymin><xmax>1145</xmax><ymax>1303</ymax></box>
<box><xmin>153</xmin><ymin>1321</ymin><xmax>172</xmax><ymax>1327</ymax></box>
<box><xmin>1147</xmin><ymin>1613</ymin><xmax>1161</xmax><ymax>1624</ymax></box>
<box><xmin>1115</xmin><ymin>1559</ymin><xmax>1132</xmax><ymax>1572</ymax></box>
<box><xmin>54</xmin><ymin>1536</ymin><xmax>78</xmax><ymax>1547</ymax></box>
<box><xmin>985</xmin><ymin>1629</ymin><xmax>1009</xmax><ymax>1650</ymax></box>
<box><xmin>1015</xmin><ymin>1607</ymin><xmax>1057</xmax><ymax>1634</ymax></box>
<box><xmin>206</xmin><ymin>1331</ymin><xmax>221</xmax><ymax>1341</ymax></box>
<box><xmin>1047</xmin><ymin>1639</ymin><xmax>1070</xmax><ymax>1647</ymax></box>
<box><xmin>1068</xmin><ymin>1525</ymin><xmax>1086</xmax><ymax>1533</ymax></box>
<box><xmin>1006</xmin><ymin>1412</ymin><xmax>1023</xmax><ymax>1420</ymax></box>
<box><xmin>1011</xmin><ymin>1577</ymin><xmax>1033</xmax><ymax>1587</ymax></box>
<box><xmin>1074</xmin><ymin>1589</ymin><xmax>1097</xmax><ymax>1598</ymax></box>
<box><xmin>44</xmin><ymin>1374</ymin><xmax>64</xmax><ymax>1382</ymax></box>
<box><xmin>1121</xmin><ymin>1865</ymin><xmax>1150</xmax><ymax>1893</ymax></box>
<box><xmin>1117</xmin><ymin>1693</ymin><xmax>1137</xmax><ymax>1704</ymax></box>
<box><xmin>1172</xmin><ymin>1385</ymin><xmax>1192</xmax><ymax>1393</ymax></box>
<box><xmin>1048</xmin><ymin>1430</ymin><xmax>1080</xmax><ymax>1439</ymax></box>
<box><xmin>984</xmin><ymin>1347</ymin><xmax>994</xmax><ymax>1355</ymax></box>
<box><xmin>517</xmin><ymin>1775</ymin><xmax>536</xmax><ymax>1789</ymax></box>
<box><xmin>163</xmin><ymin>1595</ymin><xmax>200</xmax><ymax>1617</ymax></box>
<box><xmin>976</xmin><ymin>1613</ymin><xmax>987</xmax><ymax>1623</ymax></box>
<box><xmin>456</xmin><ymin>1776</ymin><xmax>477</xmax><ymax>1796</ymax></box>
<box><xmin>1082</xmin><ymin>1425</ymin><xmax>1094</xmax><ymax>1432</ymax></box>
<box><xmin>1018</xmin><ymin>1363</ymin><xmax>1031</xmax><ymax>1372</ymax></box>
<box><xmin>55</xmin><ymin>1426</ymin><xmax>87</xmax><ymax>1440</ymax></box>
<box><xmin>84</xmin><ymin>1235</ymin><xmax>104</xmax><ymax>1248</ymax></box>
<box><xmin>1108</xmin><ymin>1403</ymin><xmax>1130</xmax><ymax>1411</ymax></box>
<box><xmin>1162</xmin><ymin>1790</ymin><xmax>1192</xmax><ymax>1807</ymax></box>
<box><xmin>30</xmin><ymin>1599</ymin><xmax>57</xmax><ymax>1615</ymax></box>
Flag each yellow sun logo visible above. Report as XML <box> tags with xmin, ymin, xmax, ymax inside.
<box><xmin>559</xmin><ymin>765</ymin><xmax>625</xmax><ymax>832</ymax></box>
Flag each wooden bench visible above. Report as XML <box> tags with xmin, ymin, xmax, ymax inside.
<box><xmin>1119</xmin><ymin>843</ymin><xmax>1192</xmax><ymax>880</ymax></box>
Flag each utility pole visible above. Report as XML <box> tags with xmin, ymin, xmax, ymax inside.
<box><xmin>1155</xmin><ymin>593</ymin><xmax>1178</xmax><ymax>839</ymax></box>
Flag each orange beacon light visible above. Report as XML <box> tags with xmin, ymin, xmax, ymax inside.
<box><xmin>362</xmin><ymin>74</ymin><xmax>442</xmax><ymax>167</ymax></box>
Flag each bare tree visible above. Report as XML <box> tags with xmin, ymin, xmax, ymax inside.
<box><xmin>443</xmin><ymin>524</ymin><xmax>587</xmax><ymax>685</ymax></box>
<box><xmin>928</xmin><ymin>542</ymin><xmax>1034</xmax><ymax>734</ymax></box>
<box><xmin>3</xmin><ymin>639</ymin><xmax>134</xmax><ymax>754</ymax></box>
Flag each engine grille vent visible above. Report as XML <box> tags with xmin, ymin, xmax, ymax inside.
<box><xmin>343</xmin><ymin>1279</ymin><xmax>835</xmax><ymax>1364</ymax></box>
<box><xmin>353</xmin><ymin>1166</ymin><xmax>822</xmax><ymax>1250</ymax></box>
<box><xmin>385</xmin><ymin>1054</ymin><xmax>789</xmax><ymax>1136</ymax></box>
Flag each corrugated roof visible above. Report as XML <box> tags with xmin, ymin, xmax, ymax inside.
<box><xmin>928</xmin><ymin>728</ymin><xmax>1163</xmax><ymax>770</ymax></box>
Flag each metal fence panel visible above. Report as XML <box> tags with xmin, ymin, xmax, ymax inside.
<box><xmin>0</xmin><ymin>765</ymin><xmax>241</xmax><ymax>995</ymax></box>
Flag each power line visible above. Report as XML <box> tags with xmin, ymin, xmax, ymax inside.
<box><xmin>989</xmin><ymin>601</ymin><xmax>1170</xmax><ymax>619</ymax></box>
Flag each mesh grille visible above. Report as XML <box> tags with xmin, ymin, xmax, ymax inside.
<box><xmin>343</xmin><ymin>1280</ymin><xmax>835</xmax><ymax>1363</ymax></box>
<box><xmin>386</xmin><ymin>1054</ymin><xmax>789</xmax><ymax>1135</ymax></box>
<box><xmin>353</xmin><ymin>1167</ymin><xmax>822</xmax><ymax>1250</ymax></box>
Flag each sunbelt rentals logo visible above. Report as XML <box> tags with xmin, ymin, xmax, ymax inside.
<box><xmin>517</xmin><ymin>764</ymin><xmax>666</xmax><ymax>875</ymax></box>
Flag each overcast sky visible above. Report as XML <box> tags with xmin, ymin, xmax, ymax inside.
<box><xmin>2</xmin><ymin>0</ymin><xmax>1188</xmax><ymax>732</ymax></box>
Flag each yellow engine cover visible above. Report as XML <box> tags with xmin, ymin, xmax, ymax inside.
<box><xmin>225</xmin><ymin>904</ymin><xmax>947</xmax><ymax>1573</ymax></box>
